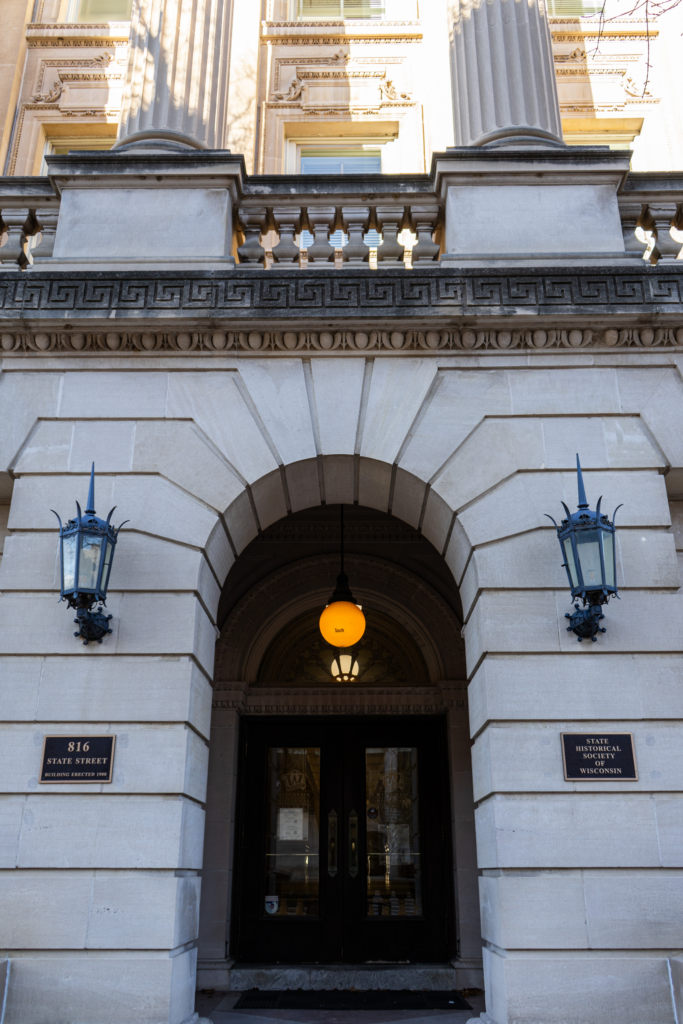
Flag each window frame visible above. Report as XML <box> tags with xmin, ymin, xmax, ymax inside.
<box><xmin>285</xmin><ymin>137</ymin><xmax>389</xmax><ymax>174</ymax></box>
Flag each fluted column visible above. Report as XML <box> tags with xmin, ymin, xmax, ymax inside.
<box><xmin>116</xmin><ymin>0</ymin><xmax>231</xmax><ymax>151</ymax></box>
<box><xmin>450</xmin><ymin>0</ymin><xmax>563</xmax><ymax>147</ymax></box>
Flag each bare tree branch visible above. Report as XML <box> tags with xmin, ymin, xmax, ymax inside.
<box><xmin>588</xmin><ymin>0</ymin><xmax>682</xmax><ymax>97</ymax></box>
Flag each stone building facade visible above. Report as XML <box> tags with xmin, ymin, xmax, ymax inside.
<box><xmin>1</xmin><ymin>2</ymin><xmax>683</xmax><ymax>1024</ymax></box>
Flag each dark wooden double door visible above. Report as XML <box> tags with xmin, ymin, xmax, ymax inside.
<box><xmin>233</xmin><ymin>716</ymin><xmax>453</xmax><ymax>964</ymax></box>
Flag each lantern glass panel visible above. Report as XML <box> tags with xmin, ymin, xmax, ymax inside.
<box><xmin>576</xmin><ymin>529</ymin><xmax>602</xmax><ymax>587</ymax></box>
<box><xmin>563</xmin><ymin>538</ymin><xmax>579</xmax><ymax>588</ymax></box>
<box><xmin>78</xmin><ymin>533</ymin><xmax>103</xmax><ymax>590</ymax></box>
<box><xmin>62</xmin><ymin>534</ymin><xmax>77</xmax><ymax>591</ymax></box>
<box><xmin>102</xmin><ymin>540</ymin><xmax>114</xmax><ymax>590</ymax></box>
<box><xmin>602</xmin><ymin>531</ymin><xmax>616</xmax><ymax>588</ymax></box>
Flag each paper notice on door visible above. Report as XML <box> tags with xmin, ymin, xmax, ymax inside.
<box><xmin>278</xmin><ymin>807</ymin><xmax>307</xmax><ymax>840</ymax></box>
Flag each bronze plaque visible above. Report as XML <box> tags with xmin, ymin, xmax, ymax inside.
<box><xmin>40</xmin><ymin>735</ymin><xmax>115</xmax><ymax>784</ymax></box>
<box><xmin>561</xmin><ymin>733</ymin><xmax>637</xmax><ymax>781</ymax></box>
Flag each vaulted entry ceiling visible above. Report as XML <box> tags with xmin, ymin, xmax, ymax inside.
<box><xmin>258</xmin><ymin>605</ymin><xmax>430</xmax><ymax>685</ymax></box>
<box><xmin>215</xmin><ymin>505</ymin><xmax>465</xmax><ymax>685</ymax></box>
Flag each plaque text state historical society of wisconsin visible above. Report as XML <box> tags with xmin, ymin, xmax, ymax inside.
<box><xmin>561</xmin><ymin>733</ymin><xmax>637</xmax><ymax>781</ymax></box>
<box><xmin>40</xmin><ymin>736</ymin><xmax>116</xmax><ymax>783</ymax></box>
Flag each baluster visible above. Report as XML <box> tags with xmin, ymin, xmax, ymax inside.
<box><xmin>32</xmin><ymin>207</ymin><xmax>60</xmax><ymax>261</ymax></box>
<box><xmin>272</xmin><ymin>206</ymin><xmax>302</xmax><ymax>264</ymax></box>
<box><xmin>647</xmin><ymin>203</ymin><xmax>682</xmax><ymax>264</ymax></box>
<box><xmin>305</xmin><ymin>206</ymin><xmax>335</xmax><ymax>265</ymax></box>
<box><xmin>619</xmin><ymin>202</ymin><xmax>650</xmax><ymax>259</ymax></box>
<box><xmin>410</xmin><ymin>205</ymin><xmax>440</xmax><ymax>264</ymax></box>
<box><xmin>0</xmin><ymin>208</ymin><xmax>36</xmax><ymax>270</ymax></box>
<box><xmin>376</xmin><ymin>205</ymin><xmax>405</xmax><ymax>266</ymax></box>
<box><xmin>341</xmin><ymin>207</ymin><xmax>370</xmax><ymax>268</ymax></box>
<box><xmin>237</xmin><ymin>207</ymin><xmax>268</xmax><ymax>267</ymax></box>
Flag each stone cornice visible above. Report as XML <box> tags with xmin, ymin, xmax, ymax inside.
<box><xmin>1</xmin><ymin>268</ymin><xmax>682</xmax><ymax>337</ymax></box>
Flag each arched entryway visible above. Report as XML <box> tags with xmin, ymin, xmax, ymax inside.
<box><xmin>198</xmin><ymin>504</ymin><xmax>482</xmax><ymax>990</ymax></box>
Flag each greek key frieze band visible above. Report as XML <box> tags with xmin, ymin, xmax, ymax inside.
<box><xmin>0</xmin><ymin>267</ymin><xmax>682</xmax><ymax>323</ymax></box>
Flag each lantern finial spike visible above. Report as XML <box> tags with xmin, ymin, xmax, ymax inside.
<box><xmin>576</xmin><ymin>454</ymin><xmax>589</xmax><ymax>509</ymax></box>
<box><xmin>85</xmin><ymin>462</ymin><xmax>96</xmax><ymax>516</ymax></box>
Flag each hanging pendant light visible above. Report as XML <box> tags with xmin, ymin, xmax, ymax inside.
<box><xmin>319</xmin><ymin>505</ymin><xmax>366</xmax><ymax>648</ymax></box>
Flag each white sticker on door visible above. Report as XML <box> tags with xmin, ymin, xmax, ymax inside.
<box><xmin>277</xmin><ymin>807</ymin><xmax>307</xmax><ymax>840</ymax></box>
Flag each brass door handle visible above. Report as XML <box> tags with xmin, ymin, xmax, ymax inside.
<box><xmin>348</xmin><ymin>808</ymin><xmax>358</xmax><ymax>878</ymax></box>
<box><xmin>328</xmin><ymin>810</ymin><xmax>338</xmax><ymax>877</ymax></box>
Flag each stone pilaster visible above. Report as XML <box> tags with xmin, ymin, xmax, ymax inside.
<box><xmin>116</xmin><ymin>0</ymin><xmax>231</xmax><ymax>151</ymax></box>
<box><xmin>450</xmin><ymin>0</ymin><xmax>563</xmax><ymax>147</ymax></box>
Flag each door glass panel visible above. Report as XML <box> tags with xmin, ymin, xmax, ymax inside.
<box><xmin>365</xmin><ymin>747</ymin><xmax>422</xmax><ymax>917</ymax></box>
<box><xmin>265</xmin><ymin>747</ymin><xmax>320</xmax><ymax>917</ymax></box>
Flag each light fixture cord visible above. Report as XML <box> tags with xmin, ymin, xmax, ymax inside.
<box><xmin>340</xmin><ymin>503</ymin><xmax>344</xmax><ymax>575</ymax></box>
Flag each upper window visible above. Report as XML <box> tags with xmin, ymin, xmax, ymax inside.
<box><xmin>66</xmin><ymin>0</ymin><xmax>132</xmax><ymax>21</ymax></box>
<box><xmin>546</xmin><ymin>0</ymin><xmax>602</xmax><ymax>14</ymax></box>
<box><xmin>41</xmin><ymin>137</ymin><xmax>116</xmax><ymax>173</ymax></box>
<box><xmin>296</xmin><ymin>0</ymin><xmax>384</xmax><ymax>19</ymax></box>
<box><xmin>300</xmin><ymin>146</ymin><xmax>382</xmax><ymax>174</ymax></box>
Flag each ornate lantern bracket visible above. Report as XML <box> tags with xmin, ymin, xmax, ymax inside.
<box><xmin>52</xmin><ymin>463</ymin><xmax>128</xmax><ymax>645</ymax></box>
<box><xmin>546</xmin><ymin>455</ymin><xmax>622</xmax><ymax>643</ymax></box>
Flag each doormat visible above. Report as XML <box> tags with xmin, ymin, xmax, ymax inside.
<box><xmin>234</xmin><ymin>990</ymin><xmax>472</xmax><ymax>1010</ymax></box>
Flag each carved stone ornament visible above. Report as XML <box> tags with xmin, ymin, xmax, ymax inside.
<box><xmin>210</xmin><ymin>680</ymin><xmax>468</xmax><ymax>716</ymax></box>
<box><xmin>32</xmin><ymin>81</ymin><xmax>63</xmax><ymax>103</ymax></box>
<box><xmin>2</xmin><ymin>267</ymin><xmax>683</xmax><ymax>327</ymax></box>
<box><xmin>2</xmin><ymin>324</ymin><xmax>683</xmax><ymax>355</ymax></box>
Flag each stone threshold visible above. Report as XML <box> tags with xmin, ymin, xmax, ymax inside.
<box><xmin>197</xmin><ymin>959</ymin><xmax>484</xmax><ymax>993</ymax></box>
<box><xmin>228</xmin><ymin>963</ymin><xmax>459</xmax><ymax>991</ymax></box>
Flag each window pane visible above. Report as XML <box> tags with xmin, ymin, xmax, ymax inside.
<box><xmin>62</xmin><ymin>534</ymin><xmax>77</xmax><ymax>591</ymax></box>
<box><xmin>576</xmin><ymin>529</ymin><xmax>602</xmax><ymax>587</ymax></box>
<box><xmin>50</xmin><ymin>140</ymin><xmax>116</xmax><ymax>155</ymax></box>
<box><xmin>299</xmin><ymin>0</ymin><xmax>342</xmax><ymax>16</ymax></box>
<box><xmin>563</xmin><ymin>538</ymin><xmax>579</xmax><ymax>588</ymax></box>
<box><xmin>366</xmin><ymin>747</ymin><xmax>422</xmax><ymax>917</ymax></box>
<box><xmin>343</xmin><ymin>0</ymin><xmax>384</xmax><ymax>15</ymax></box>
<box><xmin>78</xmin><ymin>534</ymin><xmax>103</xmax><ymax>590</ymax></box>
<box><xmin>546</xmin><ymin>0</ymin><xmax>602</xmax><ymax>14</ymax></box>
<box><xmin>300</xmin><ymin>148</ymin><xmax>381</xmax><ymax>174</ymax></box>
<box><xmin>265</xmin><ymin>748</ymin><xmax>320</xmax><ymax>917</ymax></box>
<box><xmin>76</xmin><ymin>0</ymin><xmax>132</xmax><ymax>20</ymax></box>
<box><xmin>297</xmin><ymin>0</ymin><xmax>384</xmax><ymax>18</ymax></box>
<box><xmin>602</xmin><ymin>531</ymin><xmax>616</xmax><ymax>587</ymax></box>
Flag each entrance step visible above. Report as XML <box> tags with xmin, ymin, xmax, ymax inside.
<box><xmin>233</xmin><ymin>989</ymin><xmax>472</xmax><ymax>1009</ymax></box>
<box><xmin>229</xmin><ymin>963</ymin><xmax>458</xmax><ymax>991</ymax></box>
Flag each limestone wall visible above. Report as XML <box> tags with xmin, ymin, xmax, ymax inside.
<box><xmin>0</xmin><ymin>352</ymin><xmax>682</xmax><ymax>1023</ymax></box>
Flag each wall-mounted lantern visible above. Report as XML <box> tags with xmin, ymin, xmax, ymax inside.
<box><xmin>52</xmin><ymin>464</ymin><xmax>127</xmax><ymax>645</ymax></box>
<box><xmin>546</xmin><ymin>455</ymin><xmax>621</xmax><ymax>643</ymax></box>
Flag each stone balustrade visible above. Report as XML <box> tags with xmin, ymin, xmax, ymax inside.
<box><xmin>0</xmin><ymin>179</ymin><xmax>60</xmax><ymax>270</ymax></box>
<box><xmin>1</xmin><ymin>167</ymin><xmax>683</xmax><ymax>271</ymax></box>
<box><xmin>618</xmin><ymin>175</ymin><xmax>683</xmax><ymax>264</ymax></box>
<box><xmin>236</xmin><ymin>200</ymin><xmax>441</xmax><ymax>270</ymax></box>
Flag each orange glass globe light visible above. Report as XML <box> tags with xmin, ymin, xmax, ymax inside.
<box><xmin>319</xmin><ymin>601</ymin><xmax>366</xmax><ymax>647</ymax></box>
